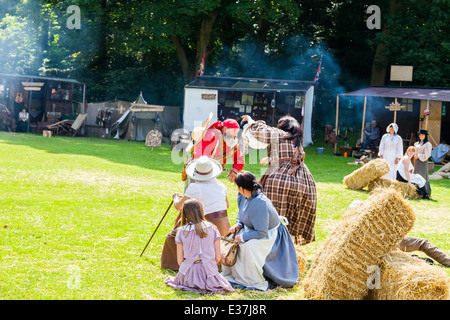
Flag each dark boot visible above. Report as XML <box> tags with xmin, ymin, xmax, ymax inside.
<box><xmin>418</xmin><ymin>186</ymin><xmax>430</xmax><ymax>199</ymax></box>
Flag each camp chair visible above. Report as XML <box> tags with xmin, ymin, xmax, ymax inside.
<box><xmin>47</xmin><ymin>113</ymin><xmax>87</xmax><ymax>137</ymax></box>
<box><xmin>67</xmin><ymin>113</ymin><xmax>87</xmax><ymax>136</ymax></box>
<box><xmin>46</xmin><ymin>119</ymin><xmax>71</xmax><ymax>135</ymax></box>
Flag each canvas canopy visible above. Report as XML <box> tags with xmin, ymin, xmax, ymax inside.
<box><xmin>112</xmin><ymin>93</ymin><xmax>164</xmax><ymax>141</ymax></box>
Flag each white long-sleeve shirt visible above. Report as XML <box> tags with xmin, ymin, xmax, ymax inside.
<box><xmin>19</xmin><ymin>112</ymin><xmax>29</xmax><ymax>122</ymax></box>
<box><xmin>414</xmin><ymin>141</ymin><xmax>432</xmax><ymax>163</ymax></box>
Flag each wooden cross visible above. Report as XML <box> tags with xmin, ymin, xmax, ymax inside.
<box><xmin>385</xmin><ymin>98</ymin><xmax>405</xmax><ymax>123</ymax></box>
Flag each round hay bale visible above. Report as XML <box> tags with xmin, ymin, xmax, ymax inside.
<box><xmin>302</xmin><ymin>188</ymin><xmax>416</xmax><ymax>300</ymax></box>
<box><xmin>367</xmin><ymin>178</ymin><xmax>421</xmax><ymax>199</ymax></box>
<box><xmin>429</xmin><ymin>174</ymin><xmax>444</xmax><ymax>180</ymax></box>
<box><xmin>366</xmin><ymin>250</ymin><xmax>450</xmax><ymax>300</ymax></box>
<box><xmin>343</xmin><ymin>159</ymin><xmax>390</xmax><ymax>190</ymax></box>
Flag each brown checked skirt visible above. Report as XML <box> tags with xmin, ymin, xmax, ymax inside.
<box><xmin>262</xmin><ymin>161</ymin><xmax>317</xmax><ymax>245</ymax></box>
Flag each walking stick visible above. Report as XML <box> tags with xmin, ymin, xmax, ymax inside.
<box><xmin>140</xmin><ymin>200</ymin><xmax>173</xmax><ymax>257</ymax></box>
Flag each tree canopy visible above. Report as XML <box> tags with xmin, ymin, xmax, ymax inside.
<box><xmin>1</xmin><ymin>0</ymin><xmax>448</xmax><ymax>126</ymax></box>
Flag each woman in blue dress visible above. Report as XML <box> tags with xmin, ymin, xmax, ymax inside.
<box><xmin>221</xmin><ymin>171</ymin><xmax>299</xmax><ymax>291</ymax></box>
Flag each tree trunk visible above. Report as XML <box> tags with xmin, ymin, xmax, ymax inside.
<box><xmin>195</xmin><ymin>13</ymin><xmax>217</xmax><ymax>76</ymax></box>
<box><xmin>370</xmin><ymin>43</ymin><xmax>388</xmax><ymax>86</ymax></box>
<box><xmin>171</xmin><ymin>12</ymin><xmax>217</xmax><ymax>82</ymax></box>
<box><xmin>170</xmin><ymin>35</ymin><xmax>191</xmax><ymax>82</ymax></box>
<box><xmin>370</xmin><ymin>0</ymin><xmax>402</xmax><ymax>86</ymax></box>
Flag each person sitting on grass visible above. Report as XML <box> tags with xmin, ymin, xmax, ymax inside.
<box><xmin>164</xmin><ymin>199</ymin><xmax>235</xmax><ymax>294</ymax></box>
<box><xmin>161</xmin><ymin>156</ymin><xmax>231</xmax><ymax>271</ymax></box>
<box><xmin>221</xmin><ymin>170</ymin><xmax>299</xmax><ymax>291</ymax></box>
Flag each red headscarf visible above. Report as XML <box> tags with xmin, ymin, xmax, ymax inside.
<box><xmin>209</xmin><ymin>119</ymin><xmax>240</xmax><ymax>130</ymax></box>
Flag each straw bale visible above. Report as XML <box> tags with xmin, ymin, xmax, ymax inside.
<box><xmin>366</xmin><ymin>250</ymin><xmax>450</xmax><ymax>300</ymax></box>
<box><xmin>303</xmin><ymin>188</ymin><xmax>415</xmax><ymax>300</ymax></box>
<box><xmin>295</xmin><ymin>244</ymin><xmax>308</xmax><ymax>278</ymax></box>
<box><xmin>367</xmin><ymin>178</ymin><xmax>420</xmax><ymax>199</ymax></box>
<box><xmin>343</xmin><ymin>159</ymin><xmax>390</xmax><ymax>190</ymax></box>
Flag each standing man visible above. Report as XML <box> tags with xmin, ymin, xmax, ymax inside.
<box><xmin>363</xmin><ymin>120</ymin><xmax>380</xmax><ymax>150</ymax></box>
<box><xmin>193</xmin><ymin>118</ymin><xmax>245</xmax><ymax>183</ymax></box>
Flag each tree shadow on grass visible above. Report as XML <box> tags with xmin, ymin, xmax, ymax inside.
<box><xmin>0</xmin><ymin>132</ymin><xmax>186</xmax><ymax>175</ymax></box>
<box><xmin>5</xmin><ymin>132</ymin><xmax>447</xmax><ymax>191</ymax></box>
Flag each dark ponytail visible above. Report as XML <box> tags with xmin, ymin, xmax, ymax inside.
<box><xmin>277</xmin><ymin>116</ymin><xmax>303</xmax><ymax>147</ymax></box>
<box><xmin>235</xmin><ymin>170</ymin><xmax>262</xmax><ymax>192</ymax></box>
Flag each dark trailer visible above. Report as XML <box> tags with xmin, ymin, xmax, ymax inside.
<box><xmin>0</xmin><ymin>73</ymin><xmax>86</xmax><ymax>133</ymax></box>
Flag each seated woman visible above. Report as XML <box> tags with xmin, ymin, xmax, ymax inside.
<box><xmin>161</xmin><ymin>156</ymin><xmax>231</xmax><ymax>271</ymax></box>
<box><xmin>397</xmin><ymin>146</ymin><xmax>430</xmax><ymax>199</ymax></box>
<box><xmin>17</xmin><ymin>108</ymin><xmax>29</xmax><ymax>132</ymax></box>
<box><xmin>221</xmin><ymin>171</ymin><xmax>299</xmax><ymax>291</ymax></box>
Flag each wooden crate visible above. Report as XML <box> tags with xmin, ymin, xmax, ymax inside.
<box><xmin>43</xmin><ymin>130</ymin><xmax>52</xmax><ymax>137</ymax></box>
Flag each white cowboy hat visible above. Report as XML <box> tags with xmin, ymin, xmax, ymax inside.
<box><xmin>185</xmin><ymin>156</ymin><xmax>223</xmax><ymax>181</ymax></box>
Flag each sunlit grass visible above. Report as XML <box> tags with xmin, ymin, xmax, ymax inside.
<box><xmin>0</xmin><ymin>131</ymin><xmax>448</xmax><ymax>299</ymax></box>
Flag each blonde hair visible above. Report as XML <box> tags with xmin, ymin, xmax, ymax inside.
<box><xmin>181</xmin><ymin>199</ymin><xmax>208</xmax><ymax>238</ymax></box>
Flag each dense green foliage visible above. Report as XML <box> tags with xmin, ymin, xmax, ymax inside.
<box><xmin>1</xmin><ymin>0</ymin><xmax>449</xmax><ymax>125</ymax></box>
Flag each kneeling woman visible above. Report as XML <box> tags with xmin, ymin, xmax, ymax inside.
<box><xmin>397</xmin><ymin>146</ymin><xmax>430</xmax><ymax>199</ymax></box>
<box><xmin>222</xmin><ymin>171</ymin><xmax>299</xmax><ymax>291</ymax></box>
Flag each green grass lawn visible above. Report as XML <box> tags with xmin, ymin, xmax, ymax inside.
<box><xmin>0</xmin><ymin>131</ymin><xmax>449</xmax><ymax>300</ymax></box>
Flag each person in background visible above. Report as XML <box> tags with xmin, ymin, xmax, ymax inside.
<box><xmin>164</xmin><ymin>199</ymin><xmax>235</xmax><ymax>294</ymax></box>
<box><xmin>363</xmin><ymin>120</ymin><xmax>380</xmax><ymax>150</ymax></box>
<box><xmin>17</xmin><ymin>108</ymin><xmax>29</xmax><ymax>132</ymax></box>
<box><xmin>396</xmin><ymin>146</ymin><xmax>430</xmax><ymax>199</ymax></box>
<box><xmin>0</xmin><ymin>104</ymin><xmax>15</xmax><ymax>132</ymax></box>
<box><xmin>414</xmin><ymin>129</ymin><xmax>432</xmax><ymax>197</ymax></box>
<box><xmin>378</xmin><ymin>123</ymin><xmax>403</xmax><ymax>180</ymax></box>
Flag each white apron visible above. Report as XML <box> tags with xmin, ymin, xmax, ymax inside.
<box><xmin>221</xmin><ymin>217</ymin><xmax>288</xmax><ymax>291</ymax></box>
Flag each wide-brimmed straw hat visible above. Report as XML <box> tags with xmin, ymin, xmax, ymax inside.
<box><xmin>185</xmin><ymin>156</ymin><xmax>223</xmax><ymax>181</ymax></box>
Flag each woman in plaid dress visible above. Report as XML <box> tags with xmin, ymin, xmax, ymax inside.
<box><xmin>242</xmin><ymin>115</ymin><xmax>317</xmax><ymax>245</ymax></box>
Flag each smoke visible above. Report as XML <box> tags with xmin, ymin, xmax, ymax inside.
<box><xmin>211</xmin><ymin>34</ymin><xmax>353</xmax><ymax>129</ymax></box>
<box><xmin>0</xmin><ymin>0</ymin><xmax>44</xmax><ymax>74</ymax></box>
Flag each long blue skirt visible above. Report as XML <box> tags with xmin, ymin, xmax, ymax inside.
<box><xmin>263</xmin><ymin>223</ymin><xmax>299</xmax><ymax>288</ymax></box>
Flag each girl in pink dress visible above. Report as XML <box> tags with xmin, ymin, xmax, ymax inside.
<box><xmin>164</xmin><ymin>199</ymin><xmax>235</xmax><ymax>294</ymax></box>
